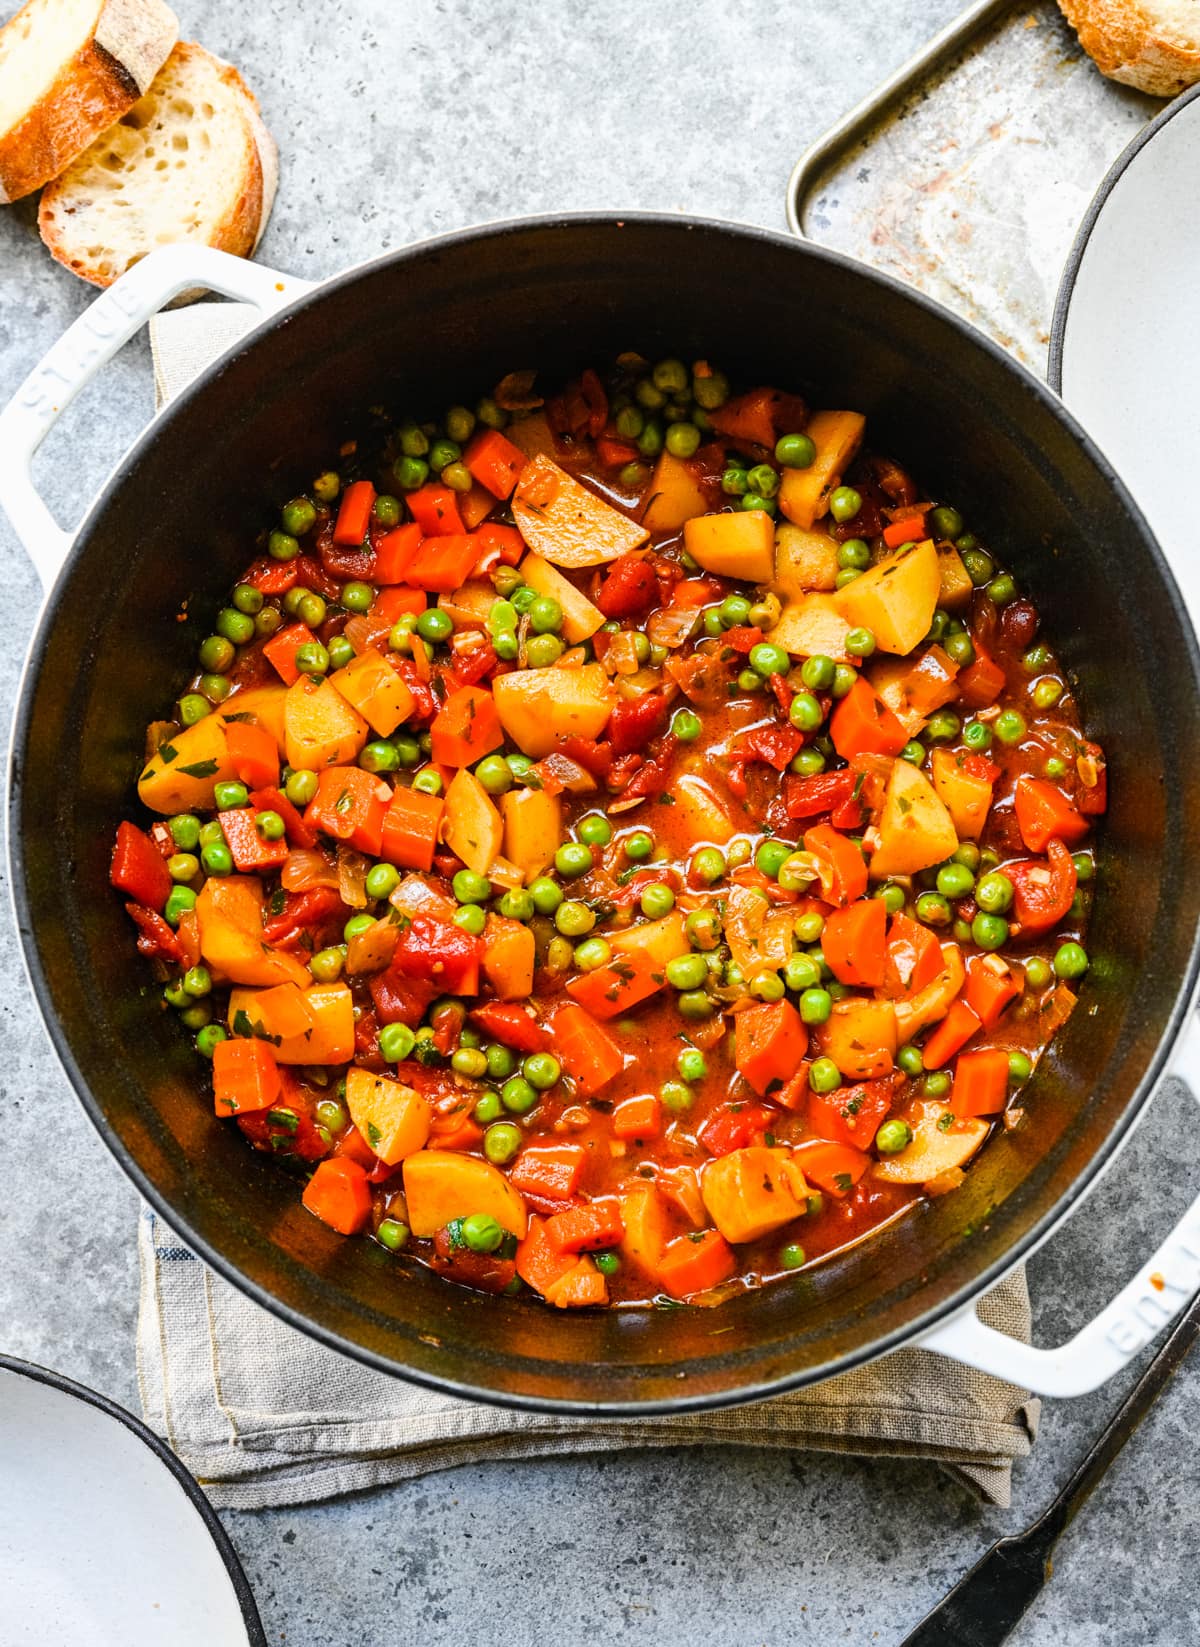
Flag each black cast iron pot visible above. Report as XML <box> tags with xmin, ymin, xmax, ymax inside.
<box><xmin>6</xmin><ymin>216</ymin><xmax>1200</xmax><ymax>1410</ymax></box>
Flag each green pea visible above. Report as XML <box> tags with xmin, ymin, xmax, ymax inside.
<box><xmin>523</xmin><ymin>1053</ymin><xmax>561</xmax><ymax>1091</ymax></box>
<box><xmin>741</xmin><ymin>493</ymin><xmax>777</xmax><ymax>517</ymax></box>
<box><xmin>361</xmin><ymin>863</ymin><xmax>397</xmax><ymax>902</ymax></box>
<box><xmin>309</xmin><ymin>946</ymin><xmax>346</xmax><ymax>983</ymax></box>
<box><xmin>479</xmin><ymin>1047</ymin><xmax>515</xmax><ymax>1087</ymax></box>
<box><xmin>776</xmin><ymin>432</ymin><xmax>816</xmax><ymax>469</ymax></box>
<box><xmin>973</xmin><ymin>912</ymin><xmax>1009</xmax><ymax>951</ymax></box>
<box><xmin>693</xmin><ymin>367</ymin><xmax>730</xmax><ymax>410</ymax></box>
<box><xmin>528</xmin><ymin>595</ymin><xmax>563</xmax><ymax>635</ymax></box>
<box><xmin>1044</xmin><ymin>756</ymin><xmax>1067</xmax><ymax>779</ymax></box>
<box><xmin>756</xmin><ymin>840</ymin><xmax>792</xmax><ymax>880</ymax></box>
<box><xmin>721</xmin><ymin>468</ymin><xmax>749</xmax><ymax>497</ymax></box>
<box><xmin>197</xmin><ymin>820</ymin><xmax>225</xmax><ymax>848</ymax></box>
<box><xmin>916</xmin><ymin>892</ymin><xmax>951</xmax><ymax>927</ymax></box>
<box><xmin>929</xmin><ymin>505</ymin><xmax>964</xmax><ymax>540</ymax></box>
<box><xmin>484</xmin><ymin>1122</ymin><xmax>522</xmax><ymax>1165</ymax></box>
<box><xmin>843</xmin><ymin>627</ymin><xmax>876</xmax><ymax>661</ymax></box>
<box><xmin>213</xmin><ymin>781</ymin><xmax>249</xmax><ymax>811</ymax></box>
<box><xmin>685</xmin><ymin>910</ymin><xmax>722</xmax><ymax>953</ymax></box>
<box><xmin>426</xmin><ymin>439</ymin><xmax>460</xmax><ymax>472</ymax></box>
<box><xmin>924</xmin><ymin>710</ymin><xmax>961</xmax><ymax>743</ymax></box>
<box><xmin>294</xmin><ymin>641</ymin><xmax>329</xmax><ymax>676</ymax></box>
<box><xmin>787</xmin><ymin>691</ymin><xmax>823</xmax><ymax>733</ymax></box>
<box><xmin>833</xmin><ymin>569</ymin><xmax>860</xmax><ymax>591</ymax></box>
<box><xmin>199</xmin><ymin>840</ymin><xmax>232</xmax><ymax>876</ymax></box>
<box><xmin>837</xmin><ymin>538</ymin><xmax>871</xmax><ymax>572</ymax></box>
<box><xmin>469</xmin><ymin>1091</ymin><xmax>502</xmax><ymax>1125</ymax></box>
<box><xmin>230</xmin><ymin>584</ymin><xmax>264</xmax><ymax>621</ymax></box>
<box><xmin>476</xmin><ymin>395</ymin><xmax>508</xmax><ymax>431</ymax></box>
<box><xmin>780</xmin><ymin>1242</ymin><xmax>807</xmax><ymax>1271</ymax></box>
<box><xmin>615</xmin><ymin>835</ymin><xmax>651</xmax><ymax>874</ymax></box>
<box><xmin>665</xmin><ymin>953</ymin><xmax>708</xmax><ymax>991</ymax></box>
<box><xmin>592</xmin><ymin>1251</ymin><xmax>620</xmax><ymax>1277</ymax></box>
<box><xmin>795</xmin><ymin>910</ymin><xmax>825</xmax><ymax>944</ymax></box>
<box><xmin>747</xmin><ymin>642</ymin><xmax>787</xmax><ymax>679</ymax></box>
<box><xmin>666</xmin><ymin>421</ymin><xmax>701</xmax><ymax>459</ymax></box>
<box><xmin>923</xmin><ymin>1071</ymin><xmax>952</xmax><ymax>1098</ymax></box>
<box><xmin>677</xmin><ymin>990</ymin><xmax>713</xmax><ymax>1021</ymax></box>
<box><xmin>897</xmin><ymin>1043</ymin><xmax>924</xmax><ymax>1077</ymax></box>
<box><xmin>394</xmin><ymin>456</ymin><xmax>429</xmax><ymax>491</ymax></box>
<box><xmin>829</xmin><ymin>486</ymin><xmax>862</xmax><ymax>523</ymax></box>
<box><xmin>163</xmin><ymin>886</ymin><xmax>197</xmax><ymax>926</ymax></box>
<box><xmin>636</xmin><ymin>418</ymin><xmax>664</xmax><ymax>458</ymax></box>
<box><xmin>577</xmin><ymin>814</ymin><xmax>612</xmax><ymax>848</ymax></box>
<box><xmin>178</xmin><ymin>994</ymin><xmax>212</xmax><ymax>1029</ymax></box>
<box><xmin>197</xmin><ymin>635</ymin><xmax>234</xmax><ymax>675</ymax></box>
<box><xmin>747</xmin><ymin>971</ymin><xmax>783</xmax><ymax>1003</ymax></box>
<box><xmin>1033</xmin><ymin>678</ymin><xmax>1063</xmax><ymax>710</ymax></box>
<box><xmin>676</xmin><ymin>1047</ymin><xmax>708</xmax><ymax>1083</ymax></box>
<box><xmin>178</xmin><ymin>694</ymin><xmax>211</xmax><ymax>727</ymax></box>
<box><xmin>358</xmin><ymin>741</ymin><xmax>399</xmax><ymax>775</ymax></box>
<box><xmin>411</xmin><ymin>607</ymin><xmax>449</xmax><ymax>646</ymax></box>
<box><xmin>342</xmin><ymin>914</ymin><xmax>374</xmax><ymax>944</ymax></box>
<box><xmin>876</xmin><ymin>883</ymin><xmax>906</xmax><ymax>915</ymax></box>
<box><xmin>167</xmin><ymin>852</ymin><xmax>198</xmax><ymax>883</ymax></box>
<box><xmin>456</xmin><ymin>1212</ymin><xmax>503</xmax><ymax>1255</ymax></box>
<box><xmin>781</xmin><ymin>953</ymin><xmax>818</xmax><ymax>993</ymax></box>
<box><xmin>995</xmin><ymin>710</ymin><xmax>1027</xmax><ymax>745</ymax></box>
<box><xmin>441</xmin><ymin>404</ymin><xmax>474</xmax><ymax>445</ymax></box>
<box><xmin>283</xmin><ymin>769</ymin><xmax>318</xmax><ymax>807</ymax></box>
<box><xmin>799</xmin><ymin>988</ymin><xmax>832</xmax><ymax>1026</ymax></box>
<box><xmin>167</xmin><ymin>814</ymin><xmax>200</xmax><ymax>851</ymax></box>
<box><xmin>556</xmin><ymin>901</ymin><xmax>595</xmax><ymax>937</ymax></box>
<box><xmin>614</xmin><ymin>405</ymin><xmax>645</xmax><ymax>439</ymax></box>
<box><xmin>555</xmin><ymin>842</ymin><xmax>593</xmax><ymax>880</ymax></box>
<box><xmin>745</xmin><ymin>464</ymin><xmax>779</xmax><ymax>501</ymax></box>
<box><xmin>452</xmin><ymin>869</ymin><xmax>492</xmax><ymax>905</ymax></box>
<box><xmin>937</xmin><ymin>862</ymin><xmax>975</xmax><ymax>900</ymax></box>
<box><xmin>268</xmin><ymin>529</ymin><xmax>299</xmax><ymax>562</ymax></box>
<box><xmin>494</xmin><ymin>888</ymin><xmax>532</xmax><ymax>924</ymax></box>
<box><xmin>1053</xmin><ymin>942</ymin><xmax>1089</xmax><ymax>980</ymax></box>
<box><xmin>962</xmin><ymin>720</ymin><xmax>992</xmax><ymax>752</ymax></box>
<box><xmin>737</xmin><ymin>668</ymin><xmax>765</xmax><ymax>692</ymax></box>
<box><xmin>194</xmin><ymin>1024</ymin><xmax>227</xmax><ymax>1058</ymax></box>
<box><xmin>322</xmin><ymin>636</ymin><xmax>351</xmax><ymax>672</ymax></box>
<box><xmin>572</xmin><ymin>936</ymin><xmax>611</xmax><ymax>972</ymax></box>
<box><xmin>640</xmin><ymin>883</ymin><xmax>675</xmax><ymax>918</ymax></box>
<box><xmin>660</xmin><ymin>1079</ymin><xmax>693</xmax><ymax>1114</ymax></box>
<box><xmin>379</xmin><ymin>1022</ymin><xmax>416</xmax><ymax>1062</ymax></box>
<box><xmin>501</xmin><ymin>1075</ymin><xmax>537</xmax><ymax>1114</ymax></box>
<box><xmin>522</xmin><ymin>633</ymin><xmax>560</xmax><ymax>668</ymax></box>
<box><xmin>727</xmin><ymin>838</ymin><xmax>753</xmax><ymax>869</ymax></box>
<box><xmin>413</xmin><ymin>769</ymin><xmax>443</xmax><ymax>797</ymax></box>
<box><xmin>529</xmin><ymin>878</ymin><xmax>563</xmax><ymax>916</ymax></box>
<box><xmin>777</xmin><ymin>853</ymin><xmax>816</xmax><ymax>894</ymax></box>
<box><xmin>377</xmin><ymin>1218</ymin><xmax>410</xmax><ymax>1252</ymax></box>
<box><xmin>1008</xmin><ymin>1051</ymin><xmax>1033</xmax><ymax>1083</ymax></box>
<box><xmin>672</xmin><ymin>709</ymin><xmax>702</xmax><ymax>744</ymax></box>
<box><xmin>973</xmin><ymin>872</ymin><xmax>1013</xmax><ymax>915</ymax></box>
<box><xmin>809</xmin><ymin>1056</ymin><xmax>841</xmax><ymax>1093</ymax></box>
<box><xmin>312</xmin><ymin>469</ymin><xmax>341</xmax><ymax>502</ymax></box>
<box><xmin>875</xmin><ymin>1119</ymin><xmax>913</xmax><ymax>1155</ymax></box>
<box><xmin>791</xmin><ymin>748</ymin><xmax>826</xmax><ymax>776</ymax></box>
<box><xmin>941</xmin><ymin>630</ymin><xmax>974</xmax><ymax>667</ymax></box>
<box><xmin>987</xmin><ymin>574</ymin><xmax>1016</xmax><ymax>606</ymax></box>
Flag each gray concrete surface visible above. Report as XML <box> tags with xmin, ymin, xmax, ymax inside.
<box><xmin>1</xmin><ymin>2</ymin><xmax>1197</xmax><ymax>1643</ymax></box>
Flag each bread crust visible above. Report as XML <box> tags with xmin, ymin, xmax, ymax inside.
<box><xmin>38</xmin><ymin>40</ymin><xmax>278</xmax><ymax>291</ymax></box>
<box><xmin>1059</xmin><ymin>0</ymin><xmax>1200</xmax><ymax>96</ymax></box>
<box><xmin>0</xmin><ymin>0</ymin><xmax>178</xmax><ymax>201</ymax></box>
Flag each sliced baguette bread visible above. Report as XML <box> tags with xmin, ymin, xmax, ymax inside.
<box><xmin>0</xmin><ymin>0</ymin><xmax>178</xmax><ymax>201</ymax></box>
<box><xmin>38</xmin><ymin>39</ymin><xmax>278</xmax><ymax>289</ymax></box>
<box><xmin>1059</xmin><ymin>0</ymin><xmax>1200</xmax><ymax>96</ymax></box>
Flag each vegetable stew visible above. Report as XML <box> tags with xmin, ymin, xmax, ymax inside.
<box><xmin>111</xmin><ymin>354</ymin><xmax>1104</xmax><ymax>1308</ymax></box>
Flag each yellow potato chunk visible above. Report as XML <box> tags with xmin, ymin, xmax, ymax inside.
<box><xmin>482</xmin><ymin>914</ymin><xmax>536</xmax><ymax>1000</ymax></box>
<box><xmin>513</xmin><ymin>455</ymin><xmax>648</xmax><ymax>568</ymax></box>
<box><xmin>609</xmin><ymin>911</ymin><xmax>690</xmax><ymax>968</ymax></box>
<box><xmin>284</xmin><ymin>675</ymin><xmax>369</xmax><ymax>772</ymax></box>
<box><xmin>137</xmin><ymin>715</ymin><xmax>237</xmax><ymax>815</ymax></box>
<box><xmin>492</xmin><ymin>663</ymin><xmax>614</xmax><ymax>757</ymax></box>
<box><xmin>641</xmin><ymin>450</ymin><xmax>709</xmax><ymax>533</ymax></box>
<box><xmin>329</xmin><ymin>647</ymin><xmax>415</xmax><ymax>737</ymax></box>
<box><xmin>816</xmin><ymin>998</ymin><xmax>898</xmax><ymax>1080</ymax></box>
<box><xmin>702</xmin><ymin>1147</ymin><xmax>810</xmax><ymax>1244</ymax></box>
<box><xmin>936</xmin><ymin>544</ymin><xmax>974</xmax><ymax>610</ymax></box>
<box><xmin>345</xmin><ymin>1068</ymin><xmax>431</xmax><ymax>1165</ymax></box>
<box><xmin>873</xmin><ymin>1113</ymin><xmax>988</xmax><ymax>1185</ymax></box>
<box><xmin>682</xmin><ymin>509</ymin><xmax>774</xmax><ymax>582</ymax></box>
<box><xmin>778</xmin><ymin>410</ymin><xmax>865</xmax><ymax>529</ymax></box>
<box><xmin>443</xmin><ymin>769</ymin><xmax>503</xmax><ymax>874</ymax></box>
<box><xmin>869</xmin><ymin>757</ymin><xmax>958</xmax><ymax>879</ymax></box>
<box><xmin>770</xmin><ymin>592</ymin><xmax>855</xmax><ymax>661</ymax></box>
<box><xmin>772</xmin><ymin>524</ymin><xmax>840</xmax><ymax>599</ymax></box>
<box><xmin>835</xmin><ymin>539</ymin><xmax>941</xmax><ymax>655</ymax></box>
<box><xmin>519</xmin><ymin>552</ymin><xmax>605</xmax><ymax>644</ymax></box>
<box><xmin>437</xmin><ymin>579</ymin><xmax>497</xmax><ymax>630</ymax></box>
<box><xmin>501</xmin><ymin>787</ymin><xmax>562</xmax><ymax>883</ymax></box>
<box><xmin>930</xmin><ymin>747</ymin><xmax>994</xmax><ymax>840</ymax></box>
<box><xmin>226</xmin><ymin>983</ymin><xmax>355</xmax><ymax>1063</ymax></box>
<box><xmin>223</xmin><ymin>683</ymin><xmax>288</xmax><ymax>754</ymax></box>
<box><xmin>196</xmin><ymin>878</ymin><xmax>310</xmax><ymax>989</ymax></box>
<box><xmin>670</xmin><ymin>772</ymin><xmax>735</xmax><ymax>845</ymax></box>
<box><xmin>403</xmin><ymin>1150</ymin><xmax>528</xmax><ymax>1238</ymax></box>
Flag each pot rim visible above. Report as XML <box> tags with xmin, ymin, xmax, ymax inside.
<box><xmin>11</xmin><ymin>210</ymin><xmax>1200</xmax><ymax>1410</ymax></box>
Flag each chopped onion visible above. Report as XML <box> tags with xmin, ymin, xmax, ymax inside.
<box><xmin>647</xmin><ymin>605</ymin><xmax>701</xmax><ymax>650</ymax></box>
<box><xmin>281</xmin><ymin>849</ymin><xmax>339</xmax><ymax>892</ymax></box>
<box><xmin>337</xmin><ymin>847</ymin><xmax>372</xmax><ymax>909</ymax></box>
<box><xmin>346</xmin><ymin>916</ymin><xmax>400</xmax><ymax>976</ymax></box>
<box><xmin>494</xmin><ymin>369</ymin><xmax>543</xmax><ymax>411</ymax></box>
<box><xmin>344</xmin><ymin>613</ymin><xmax>390</xmax><ymax>653</ymax></box>
<box><xmin>534</xmin><ymin>752</ymin><xmax>596</xmax><ymax>794</ymax></box>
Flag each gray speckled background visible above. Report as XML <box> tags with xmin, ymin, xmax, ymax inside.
<box><xmin>1</xmin><ymin>2</ymin><xmax>1198</xmax><ymax>1643</ymax></box>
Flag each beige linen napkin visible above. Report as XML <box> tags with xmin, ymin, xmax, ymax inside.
<box><xmin>138</xmin><ymin>302</ymin><xmax>1039</xmax><ymax>1511</ymax></box>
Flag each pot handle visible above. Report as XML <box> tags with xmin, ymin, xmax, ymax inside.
<box><xmin>0</xmin><ymin>245</ymin><xmax>313</xmax><ymax>593</ymax></box>
<box><xmin>917</xmin><ymin>1012</ymin><xmax>1200</xmax><ymax>1397</ymax></box>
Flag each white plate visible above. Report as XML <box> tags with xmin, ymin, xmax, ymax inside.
<box><xmin>1051</xmin><ymin>82</ymin><xmax>1200</xmax><ymax>622</ymax></box>
<box><xmin>0</xmin><ymin>1357</ymin><xmax>262</xmax><ymax>1645</ymax></box>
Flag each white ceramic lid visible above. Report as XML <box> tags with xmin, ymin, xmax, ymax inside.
<box><xmin>1052</xmin><ymin>83</ymin><xmax>1200</xmax><ymax>624</ymax></box>
<box><xmin>0</xmin><ymin>1358</ymin><xmax>261</xmax><ymax>1645</ymax></box>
